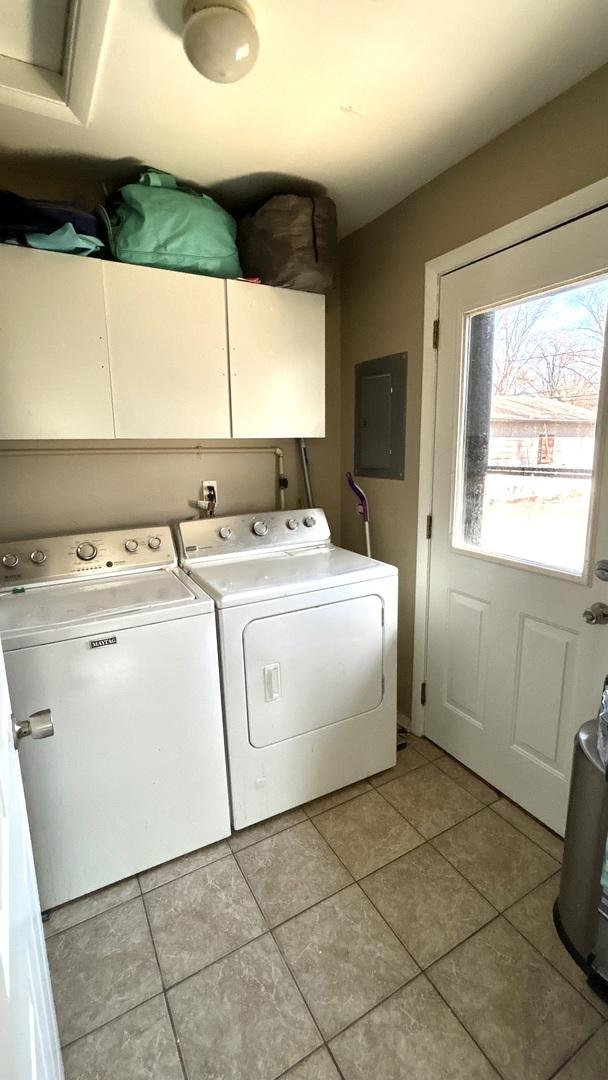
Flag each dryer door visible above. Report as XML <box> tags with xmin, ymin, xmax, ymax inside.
<box><xmin>244</xmin><ymin>594</ymin><xmax>384</xmax><ymax>747</ymax></box>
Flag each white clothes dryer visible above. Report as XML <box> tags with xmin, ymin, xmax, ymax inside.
<box><xmin>176</xmin><ymin>509</ymin><xmax>398</xmax><ymax>829</ymax></box>
<box><xmin>0</xmin><ymin>526</ymin><xmax>230</xmax><ymax>910</ymax></box>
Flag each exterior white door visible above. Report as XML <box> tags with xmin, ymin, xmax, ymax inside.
<box><xmin>0</xmin><ymin>645</ymin><xmax>63</xmax><ymax>1080</ymax></box>
<box><xmin>426</xmin><ymin>208</ymin><xmax>608</xmax><ymax>834</ymax></box>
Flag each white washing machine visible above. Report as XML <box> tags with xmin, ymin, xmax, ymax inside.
<box><xmin>0</xmin><ymin>526</ymin><xmax>230</xmax><ymax>910</ymax></box>
<box><xmin>176</xmin><ymin>509</ymin><xmax>398</xmax><ymax>829</ymax></box>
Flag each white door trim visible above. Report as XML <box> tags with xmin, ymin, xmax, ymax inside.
<box><xmin>412</xmin><ymin>175</ymin><xmax>608</xmax><ymax>735</ymax></box>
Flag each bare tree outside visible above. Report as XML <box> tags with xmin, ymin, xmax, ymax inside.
<box><xmin>459</xmin><ymin>277</ymin><xmax>608</xmax><ymax>574</ymax></box>
<box><xmin>492</xmin><ymin>282</ymin><xmax>607</xmax><ymax>406</ymax></box>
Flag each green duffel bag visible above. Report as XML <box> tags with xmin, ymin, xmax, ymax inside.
<box><xmin>102</xmin><ymin>169</ymin><xmax>242</xmax><ymax>278</ymax></box>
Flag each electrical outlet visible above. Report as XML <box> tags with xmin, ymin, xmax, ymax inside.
<box><xmin>203</xmin><ymin>480</ymin><xmax>218</xmax><ymax>506</ymax></box>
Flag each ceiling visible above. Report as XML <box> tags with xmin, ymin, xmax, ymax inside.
<box><xmin>0</xmin><ymin>0</ymin><xmax>607</xmax><ymax>236</ymax></box>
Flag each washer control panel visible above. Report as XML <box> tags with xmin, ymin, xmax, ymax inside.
<box><xmin>178</xmin><ymin>508</ymin><xmax>331</xmax><ymax>564</ymax></box>
<box><xmin>0</xmin><ymin>526</ymin><xmax>176</xmax><ymax>587</ymax></box>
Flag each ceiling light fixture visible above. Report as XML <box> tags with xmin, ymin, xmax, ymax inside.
<box><xmin>183</xmin><ymin>0</ymin><xmax>259</xmax><ymax>84</ymax></box>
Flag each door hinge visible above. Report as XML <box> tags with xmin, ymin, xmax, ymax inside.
<box><xmin>420</xmin><ymin>680</ymin><xmax>427</xmax><ymax>706</ymax></box>
<box><xmin>426</xmin><ymin>514</ymin><xmax>433</xmax><ymax>540</ymax></box>
<box><xmin>432</xmin><ymin>319</ymin><xmax>440</xmax><ymax>349</ymax></box>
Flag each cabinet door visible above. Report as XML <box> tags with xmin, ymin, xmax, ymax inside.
<box><xmin>104</xmin><ymin>262</ymin><xmax>230</xmax><ymax>438</ymax></box>
<box><xmin>0</xmin><ymin>247</ymin><xmax>114</xmax><ymax>438</ymax></box>
<box><xmin>227</xmin><ymin>280</ymin><xmax>325</xmax><ymax>438</ymax></box>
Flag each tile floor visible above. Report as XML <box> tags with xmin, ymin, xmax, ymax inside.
<box><xmin>45</xmin><ymin>736</ymin><xmax>608</xmax><ymax>1080</ymax></box>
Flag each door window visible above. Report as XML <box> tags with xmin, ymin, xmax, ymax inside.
<box><xmin>453</xmin><ymin>276</ymin><xmax>608</xmax><ymax>576</ymax></box>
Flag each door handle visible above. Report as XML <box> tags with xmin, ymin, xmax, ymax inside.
<box><xmin>582</xmin><ymin>602</ymin><xmax>608</xmax><ymax>626</ymax></box>
<box><xmin>263</xmin><ymin>663</ymin><xmax>281</xmax><ymax>702</ymax></box>
<box><xmin>595</xmin><ymin>560</ymin><xmax>608</xmax><ymax>582</ymax></box>
<box><xmin>12</xmin><ymin>708</ymin><xmax>54</xmax><ymax>749</ymax></box>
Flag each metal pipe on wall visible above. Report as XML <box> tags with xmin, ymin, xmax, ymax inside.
<box><xmin>298</xmin><ymin>439</ymin><xmax>314</xmax><ymax>507</ymax></box>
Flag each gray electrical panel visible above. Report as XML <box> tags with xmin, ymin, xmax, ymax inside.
<box><xmin>354</xmin><ymin>352</ymin><xmax>406</xmax><ymax>479</ymax></box>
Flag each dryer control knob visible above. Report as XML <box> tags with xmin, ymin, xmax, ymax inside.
<box><xmin>76</xmin><ymin>542</ymin><xmax>97</xmax><ymax>561</ymax></box>
<box><xmin>30</xmin><ymin>549</ymin><xmax>46</xmax><ymax>565</ymax></box>
<box><xmin>286</xmin><ymin>518</ymin><xmax>299</xmax><ymax>530</ymax></box>
<box><xmin>125</xmin><ymin>539</ymin><xmax>139</xmax><ymax>553</ymax></box>
<box><xmin>148</xmin><ymin>536</ymin><xmax>162</xmax><ymax>550</ymax></box>
<box><xmin>303</xmin><ymin>515</ymin><xmax>316</xmax><ymax>528</ymax></box>
<box><xmin>252</xmin><ymin>520</ymin><xmax>268</xmax><ymax>537</ymax></box>
<box><xmin>2</xmin><ymin>553</ymin><xmax>18</xmax><ymax>568</ymax></box>
<box><xmin>219</xmin><ymin>526</ymin><xmax>232</xmax><ymax>540</ymax></box>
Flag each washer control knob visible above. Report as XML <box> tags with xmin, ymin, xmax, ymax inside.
<box><xmin>219</xmin><ymin>526</ymin><xmax>232</xmax><ymax>540</ymax></box>
<box><xmin>30</xmin><ymin>549</ymin><xmax>46</xmax><ymax>565</ymax></box>
<box><xmin>76</xmin><ymin>542</ymin><xmax>97</xmax><ymax>561</ymax></box>
<box><xmin>252</xmin><ymin>520</ymin><xmax>268</xmax><ymax>537</ymax></box>
<box><xmin>303</xmin><ymin>515</ymin><xmax>316</xmax><ymax>528</ymax></box>
<box><xmin>2</xmin><ymin>553</ymin><xmax>18</xmax><ymax>568</ymax></box>
<box><xmin>125</xmin><ymin>539</ymin><xmax>139</xmax><ymax>553</ymax></box>
<box><xmin>148</xmin><ymin>536</ymin><xmax>162</xmax><ymax>550</ymax></box>
<box><xmin>286</xmin><ymin>519</ymin><xmax>299</xmax><ymax>530</ymax></box>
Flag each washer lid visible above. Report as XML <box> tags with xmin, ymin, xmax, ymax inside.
<box><xmin>0</xmin><ymin>568</ymin><xmax>210</xmax><ymax>636</ymax></box>
<box><xmin>188</xmin><ymin>546</ymin><xmax>397</xmax><ymax>607</ymax></box>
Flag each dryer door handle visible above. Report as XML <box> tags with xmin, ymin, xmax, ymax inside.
<box><xmin>263</xmin><ymin>663</ymin><xmax>281</xmax><ymax>703</ymax></box>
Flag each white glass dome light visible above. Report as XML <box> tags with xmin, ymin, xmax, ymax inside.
<box><xmin>183</xmin><ymin>0</ymin><xmax>259</xmax><ymax>84</ymax></box>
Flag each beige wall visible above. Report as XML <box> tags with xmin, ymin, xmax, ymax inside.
<box><xmin>339</xmin><ymin>64</ymin><xmax>608</xmax><ymax>718</ymax></box>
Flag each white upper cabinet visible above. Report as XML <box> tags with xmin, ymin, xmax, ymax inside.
<box><xmin>0</xmin><ymin>247</ymin><xmax>326</xmax><ymax>441</ymax></box>
<box><xmin>0</xmin><ymin>247</ymin><xmax>114</xmax><ymax>439</ymax></box>
<box><xmin>104</xmin><ymin>263</ymin><xmax>230</xmax><ymax>439</ymax></box>
<box><xmin>227</xmin><ymin>280</ymin><xmax>325</xmax><ymax>438</ymax></box>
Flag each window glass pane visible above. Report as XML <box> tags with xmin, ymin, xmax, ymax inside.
<box><xmin>455</xmin><ymin>276</ymin><xmax>608</xmax><ymax>575</ymax></box>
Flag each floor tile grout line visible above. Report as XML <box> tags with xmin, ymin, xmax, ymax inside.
<box><xmin>233</xmin><ymin>820</ymin><xmax>356</xmax><ymax>923</ymax></box>
<box><xmin>270</xmin><ymin>885</ymin><xmax>419</xmax><ymax>1045</ymax></box>
<box><xmin>228</xmin><ymin>810</ymin><xmax>308</xmax><ymax>854</ymax></box>
<box><xmin>502</xmin><ymin>901</ymin><xmax>608</xmax><ymax>1021</ymax></box>
<box><xmin>368</xmin><ymin>758</ymin><xmax>428</xmax><ymax>789</ymax></box>
<box><xmin>139</xmin><ymin>844</ymin><xmax>230</xmax><ymax>893</ymax></box>
<box><xmin>140</xmin><ymin>849</ymin><xmax>236</xmax><ymax>897</ymax></box>
<box><xmin>428</xmin><ymin>829</ymin><xmax>561</xmax><ymax>915</ymax></box>
<box><xmin>304</xmin><ymin>796</ymin><xmax>511</xmax><ymax>954</ymax></box>
<box><xmin>304</xmin><ymin>813</ymin><xmax>424</xmax><ymax>971</ymax></box>
<box><xmin>45</xmin><ymin>889</ymin><xmax>145</xmax><ymax>944</ymax></box>
<box><xmin>139</xmin><ymin>882</ymin><xmax>189</xmax><ymax>1080</ymax></box>
<box><xmin>358</xmin><ymin>857</ymin><xmax>500</xmax><ymax>969</ymax></box>
<box><xmin>304</xmin><ymin>782</ymin><xmax>375</xmax><ymax>817</ymax></box>
<box><xmin>398</xmin><ymin>744</ymin><xmax>564</xmax><ymax>862</ymax></box>
<box><xmin>274</xmin><ymin>1044</ymin><xmax>346</xmax><ymax>1080</ymax></box>
<box><xmin>277</xmin><ymin>813</ymin><xmax>432</xmax><ymax>1028</ymax></box>
<box><xmin>420</xmin><ymin>743</ymin><xmax>564</xmax><ymax>858</ymax></box>
<box><xmin>487</xmin><ymin>800</ymin><xmax>564</xmax><ymax>862</ymax></box>
<box><xmin>202</xmin><ymin>848</ymin><xmax>328</xmax><ymax>1069</ymax></box>
<box><xmin>327</xmin><ymin>968</ymin><xmax>504</xmax><ymax>1080</ymax></box>
<box><xmin>427</xmin><ymin>926</ymin><xmax>607</xmax><ymax>1080</ymax></box>
<box><xmin>325</xmin><ymin>1041</ymin><xmax>348</xmax><ymax>1080</ymax></box>
<box><xmin>374</xmin><ymin>778</ymin><xmax>488</xmax><ymax>844</ymax></box>
<box><xmin>546</xmin><ymin>1023</ymin><xmax>606</xmax><ymax>1079</ymax></box>
<box><xmin>423</xmin><ymin>961</ymin><xmax>511</xmax><ymax>1080</ymax></box>
<box><xmin>59</xmin><ymin>989</ymin><xmax>166</xmax><ymax>1053</ymax></box>
<box><xmin>425</xmin><ymin>909</ymin><xmax>607</xmax><ymax>1031</ymax></box>
<box><xmin>267</xmin><ymin>924</ymin><xmax>329</xmax><ymax>1050</ymax></box>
